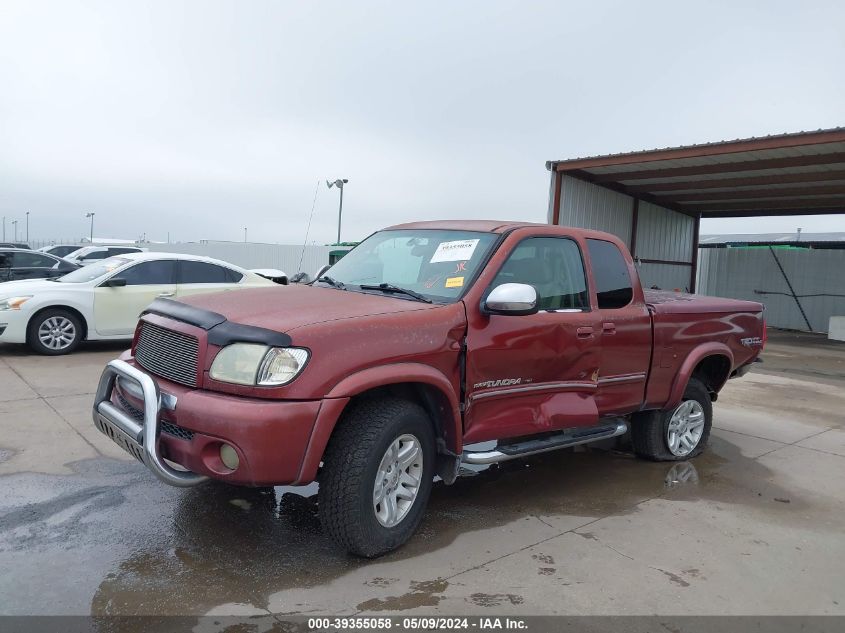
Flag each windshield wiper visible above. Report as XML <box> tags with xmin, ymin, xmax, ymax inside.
<box><xmin>359</xmin><ymin>283</ymin><xmax>432</xmax><ymax>303</ymax></box>
<box><xmin>316</xmin><ymin>275</ymin><xmax>346</xmax><ymax>289</ymax></box>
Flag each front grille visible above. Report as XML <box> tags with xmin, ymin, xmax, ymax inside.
<box><xmin>161</xmin><ymin>421</ymin><xmax>195</xmax><ymax>441</ymax></box>
<box><xmin>116</xmin><ymin>390</ymin><xmax>143</xmax><ymax>421</ymax></box>
<box><xmin>135</xmin><ymin>321</ymin><xmax>199</xmax><ymax>387</ymax></box>
<box><xmin>115</xmin><ymin>390</ymin><xmax>195</xmax><ymax>441</ymax></box>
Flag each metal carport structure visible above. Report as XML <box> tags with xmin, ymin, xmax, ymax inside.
<box><xmin>547</xmin><ymin>127</ymin><xmax>845</xmax><ymax>292</ymax></box>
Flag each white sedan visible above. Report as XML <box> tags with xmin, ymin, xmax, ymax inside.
<box><xmin>0</xmin><ymin>252</ymin><xmax>276</xmax><ymax>354</ymax></box>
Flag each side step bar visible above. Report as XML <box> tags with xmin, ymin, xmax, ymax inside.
<box><xmin>461</xmin><ymin>420</ymin><xmax>628</xmax><ymax>465</ymax></box>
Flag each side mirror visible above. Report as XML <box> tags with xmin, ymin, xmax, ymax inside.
<box><xmin>102</xmin><ymin>277</ymin><xmax>127</xmax><ymax>288</ymax></box>
<box><xmin>483</xmin><ymin>283</ymin><xmax>539</xmax><ymax>316</ymax></box>
<box><xmin>315</xmin><ymin>264</ymin><xmax>331</xmax><ymax>280</ymax></box>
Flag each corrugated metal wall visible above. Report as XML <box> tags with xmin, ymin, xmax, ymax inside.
<box><xmin>551</xmin><ymin>174</ymin><xmax>697</xmax><ymax>291</ymax></box>
<box><xmin>636</xmin><ymin>262</ymin><xmax>693</xmax><ymax>292</ymax></box>
<box><xmin>634</xmin><ymin>201</ymin><xmax>696</xmax><ymax>291</ymax></box>
<box><xmin>635</xmin><ymin>202</ymin><xmax>695</xmax><ymax>262</ymax></box>
<box><xmin>148</xmin><ymin>243</ymin><xmax>336</xmax><ymax>276</ymax></box>
<box><xmin>697</xmin><ymin>247</ymin><xmax>845</xmax><ymax>333</ymax></box>
<box><xmin>554</xmin><ymin>175</ymin><xmax>634</xmax><ymax>243</ymax></box>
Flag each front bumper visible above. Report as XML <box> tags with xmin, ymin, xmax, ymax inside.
<box><xmin>0</xmin><ymin>310</ymin><xmax>28</xmax><ymax>344</ymax></box>
<box><xmin>92</xmin><ymin>358</ymin><xmax>324</xmax><ymax>486</ymax></box>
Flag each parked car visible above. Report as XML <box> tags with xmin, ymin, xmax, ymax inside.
<box><xmin>0</xmin><ymin>242</ymin><xmax>31</xmax><ymax>249</ymax></box>
<box><xmin>250</xmin><ymin>268</ymin><xmax>289</xmax><ymax>284</ymax></box>
<box><xmin>91</xmin><ymin>221</ymin><xmax>765</xmax><ymax>557</ymax></box>
<box><xmin>64</xmin><ymin>245</ymin><xmax>147</xmax><ymax>266</ymax></box>
<box><xmin>0</xmin><ymin>248</ymin><xmax>79</xmax><ymax>282</ymax></box>
<box><xmin>0</xmin><ymin>252</ymin><xmax>275</xmax><ymax>354</ymax></box>
<box><xmin>38</xmin><ymin>244</ymin><xmax>82</xmax><ymax>258</ymax></box>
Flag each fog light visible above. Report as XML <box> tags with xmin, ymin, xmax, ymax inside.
<box><xmin>219</xmin><ymin>444</ymin><xmax>239</xmax><ymax>471</ymax></box>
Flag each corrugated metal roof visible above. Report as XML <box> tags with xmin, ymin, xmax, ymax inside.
<box><xmin>548</xmin><ymin>127</ymin><xmax>845</xmax><ymax>168</ymax></box>
<box><xmin>548</xmin><ymin>127</ymin><xmax>845</xmax><ymax>218</ymax></box>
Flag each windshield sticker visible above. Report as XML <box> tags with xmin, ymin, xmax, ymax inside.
<box><xmin>453</xmin><ymin>261</ymin><xmax>467</xmax><ymax>273</ymax></box>
<box><xmin>430</xmin><ymin>239</ymin><xmax>480</xmax><ymax>263</ymax></box>
<box><xmin>445</xmin><ymin>276</ymin><xmax>464</xmax><ymax>288</ymax></box>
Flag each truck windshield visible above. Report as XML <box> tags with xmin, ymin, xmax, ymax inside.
<box><xmin>322</xmin><ymin>229</ymin><xmax>498</xmax><ymax>303</ymax></box>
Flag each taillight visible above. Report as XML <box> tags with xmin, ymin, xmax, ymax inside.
<box><xmin>761</xmin><ymin>317</ymin><xmax>767</xmax><ymax>350</ymax></box>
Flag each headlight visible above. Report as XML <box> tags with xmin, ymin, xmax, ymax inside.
<box><xmin>0</xmin><ymin>296</ymin><xmax>32</xmax><ymax>311</ymax></box>
<box><xmin>209</xmin><ymin>343</ymin><xmax>309</xmax><ymax>387</ymax></box>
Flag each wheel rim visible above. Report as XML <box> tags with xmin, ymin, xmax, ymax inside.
<box><xmin>37</xmin><ymin>316</ymin><xmax>76</xmax><ymax>350</ymax></box>
<box><xmin>666</xmin><ymin>399</ymin><xmax>705</xmax><ymax>457</ymax></box>
<box><xmin>373</xmin><ymin>434</ymin><xmax>424</xmax><ymax>528</ymax></box>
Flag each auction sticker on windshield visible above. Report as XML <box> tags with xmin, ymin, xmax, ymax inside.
<box><xmin>430</xmin><ymin>239</ymin><xmax>480</xmax><ymax>263</ymax></box>
<box><xmin>445</xmin><ymin>276</ymin><xmax>464</xmax><ymax>288</ymax></box>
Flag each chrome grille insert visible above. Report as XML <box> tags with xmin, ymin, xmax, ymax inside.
<box><xmin>135</xmin><ymin>321</ymin><xmax>199</xmax><ymax>387</ymax></box>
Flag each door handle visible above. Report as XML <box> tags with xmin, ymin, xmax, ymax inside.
<box><xmin>603</xmin><ymin>322</ymin><xmax>617</xmax><ymax>334</ymax></box>
<box><xmin>576</xmin><ymin>326</ymin><xmax>594</xmax><ymax>339</ymax></box>
<box><xmin>157</xmin><ymin>291</ymin><xmax>175</xmax><ymax>297</ymax></box>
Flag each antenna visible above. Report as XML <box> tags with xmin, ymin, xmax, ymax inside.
<box><xmin>298</xmin><ymin>180</ymin><xmax>321</xmax><ymax>273</ymax></box>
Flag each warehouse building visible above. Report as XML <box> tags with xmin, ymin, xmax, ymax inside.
<box><xmin>546</xmin><ymin>128</ymin><xmax>845</xmax><ymax>299</ymax></box>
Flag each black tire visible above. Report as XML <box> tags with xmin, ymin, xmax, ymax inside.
<box><xmin>318</xmin><ymin>397</ymin><xmax>435</xmax><ymax>557</ymax></box>
<box><xmin>27</xmin><ymin>308</ymin><xmax>83</xmax><ymax>355</ymax></box>
<box><xmin>631</xmin><ymin>377</ymin><xmax>712</xmax><ymax>461</ymax></box>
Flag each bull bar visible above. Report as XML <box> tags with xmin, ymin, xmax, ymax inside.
<box><xmin>92</xmin><ymin>359</ymin><xmax>207</xmax><ymax>487</ymax></box>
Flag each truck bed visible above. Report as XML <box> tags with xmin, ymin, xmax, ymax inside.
<box><xmin>643</xmin><ymin>290</ymin><xmax>765</xmax><ymax>409</ymax></box>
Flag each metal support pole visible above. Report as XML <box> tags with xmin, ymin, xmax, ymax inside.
<box><xmin>26</xmin><ymin>211</ymin><xmax>30</xmax><ymax>243</ymax></box>
<box><xmin>337</xmin><ymin>186</ymin><xmax>344</xmax><ymax>245</ymax></box>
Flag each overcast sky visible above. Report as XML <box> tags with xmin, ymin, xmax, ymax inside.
<box><xmin>1</xmin><ymin>0</ymin><xmax>844</xmax><ymax>245</ymax></box>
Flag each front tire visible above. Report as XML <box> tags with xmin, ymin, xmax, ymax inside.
<box><xmin>631</xmin><ymin>377</ymin><xmax>712</xmax><ymax>461</ymax></box>
<box><xmin>318</xmin><ymin>397</ymin><xmax>435</xmax><ymax>557</ymax></box>
<box><xmin>27</xmin><ymin>308</ymin><xmax>83</xmax><ymax>355</ymax></box>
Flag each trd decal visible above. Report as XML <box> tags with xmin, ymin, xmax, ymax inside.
<box><xmin>740</xmin><ymin>336</ymin><xmax>763</xmax><ymax>347</ymax></box>
<box><xmin>473</xmin><ymin>378</ymin><xmax>524</xmax><ymax>389</ymax></box>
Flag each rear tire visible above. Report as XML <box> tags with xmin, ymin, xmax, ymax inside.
<box><xmin>318</xmin><ymin>397</ymin><xmax>435</xmax><ymax>557</ymax></box>
<box><xmin>631</xmin><ymin>377</ymin><xmax>712</xmax><ymax>461</ymax></box>
<box><xmin>27</xmin><ymin>308</ymin><xmax>83</xmax><ymax>355</ymax></box>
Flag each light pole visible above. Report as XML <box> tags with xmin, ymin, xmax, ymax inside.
<box><xmin>326</xmin><ymin>179</ymin><xmax>348</xmax><ymax>244</ymax></box>
<box><xmin>1</xmin><ymin>216</ymin><xmax>4</xmax><ymax>241</ymax></box>
<box><xmin>26</xmin><ymin>211</ymin><xmax>29</xmax><ymax>243</ymax></box>
<box><xmin>244</xmin><ymin>227</ymin><xmax>247</xmax><ymax>243</ymax></box>
<box><xmin>12</xmin><ymin>219</ymin><xmax>18</xmax><ymax>242</ymax></box>
<box><xmin>85</xmin><ymin>212</ymin><xmax>95</xmax><ymax>243</ymax></box>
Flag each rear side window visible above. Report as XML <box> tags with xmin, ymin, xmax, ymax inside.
<box><xmin>586</xmin><ymin>239</ymin><xmax>634</xmax><ymax>309</ymax></box>
<box><xmin>12</xmin><ymin>252</ymin><xmax>57</xmax><ymax>268</ymax></box>
<box><xmin>225</xmin><ymin>268</ymin><xmax>244</xmax><ymax>282</ymax></box>
<box><xmin>108</xmin><ymin>247</ymin><xmax>140</xmax><ymax>255</ymax></box>
<box><xmin>179</xmin><ymin>261</ymin><xmax>232</xmax><ymax>284</ymax></box>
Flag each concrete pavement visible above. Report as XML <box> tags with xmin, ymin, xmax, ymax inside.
<box><xmin>0</xmin><ymin>334</ymin><xmax>843</xmax><ymax>616</ymax></box>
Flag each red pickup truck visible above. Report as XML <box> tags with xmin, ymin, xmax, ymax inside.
<box><xmin>93</xmin><ymin>221</ymin><xmax>764</xmax><ymax>556</ymax></box>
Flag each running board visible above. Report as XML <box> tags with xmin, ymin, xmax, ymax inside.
<box><xmin>461</xmin><ymin>420</ymin><xmax>628</xmax><ymax>465</ymax></box>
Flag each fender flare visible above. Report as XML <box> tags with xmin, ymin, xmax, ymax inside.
<box><xmin>665</xmin><ymin>342</ymin><xmax>734</xmax><ymax>410</ymax></box>
<box><xmin>294</xmin><ymin>363</ymin><xmax>462</xmax><ymax>484</ymax></box>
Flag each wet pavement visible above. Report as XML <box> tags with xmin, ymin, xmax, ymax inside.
<box><xmin>1</xmin><ymin>333</ymin><xmax>844</xmax><ymax>616</ymax></box>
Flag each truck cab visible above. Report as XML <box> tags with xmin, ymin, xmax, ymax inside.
<box><xmin>92</xmin><ymin>220</ymin><xmax>764</xmax><ymax>557</ymax></box>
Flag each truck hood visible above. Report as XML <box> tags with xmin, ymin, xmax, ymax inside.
<box><xmin>177</xmin><ymin>284</ymin><xmax>440</xmax><ymax>332</ymax></box>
